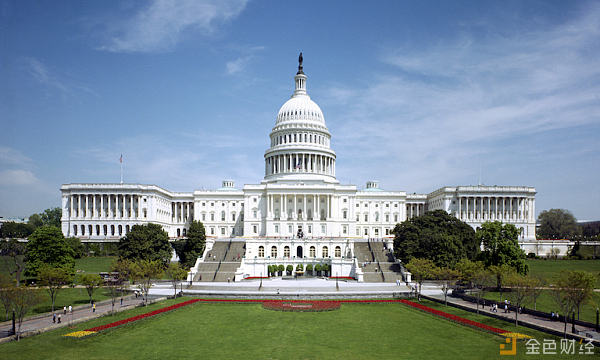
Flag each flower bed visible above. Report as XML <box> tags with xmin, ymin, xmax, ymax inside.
<box><xmin>263</xmin><ymin>300</ymin><xmax>340</xmax><ymax>312</ymax></box>
<box><xmin>329</xmin><ymin>276</ymin><xmax>355</xmax><ymax>280</ymax></box>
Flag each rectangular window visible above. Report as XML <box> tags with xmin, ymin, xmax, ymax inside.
<box><xmin>364</xmin><ymin>214</ymin><xmax>368</xmax><ymax>222</ymax></box>
<box><xmin>343</xmin><ymin>210</ymin><xmax>347</xmax><ymax>219</ymax></box>
<box><xmin>386</xmin><ymin>214</ymin><xmax>389</xmax><ymax>222</ymax></box>
<box><xmin>221</xmin><ymin>228</ymin><xmax>225</xmax><ymax>235</ymax></box>
<box><xmin>211</xmin><ymin>213</ymin><xmax>215</xmax><ymax>221</ymax></box>
<box><xmin>211</xmin><ymin>203</ymin><xmax>214</xmax><ymax>206</ymax></box>
<box><xmin>211</xmin><ymin>227</ymin><xmax>214</xmax><ymax>235</ymax></box>
<box><xmin>321</xmin><ymin>225</ymin><xmax>325</xmax><ymax>233</ymax></box>
<box><xmin>289</xmin><ymin>225</ymin><xmax>292</xmax><ymax>233</ymax></box>
<box><xmin>202</xmin><ymin>202</ymin><xmax>205</xmax><ymax>206</ymax></box>
<box><xmin>394</xmin><ymin>214</ymin><xmax>398</xmax><ymax>222</ymax></box>
<box><xmin>356</xmin><ymin>228</ymin><xmax>360</xmax><ymax>235</ymax></box>
<box><xmin>364</xmin><ymin>229</ymin><xmax>368</xmax><ymax>235</ymax></box>
<box><xmin>308</xmin><ymin>225</ymin><xmax>312</xmax><ymax>233</ymax></box>
<box><xmin>253</xmin><ymin>210</ymin><xmax>257</xmax><ymax>218</ymax></box>
<box><xmin>343</xmin><ymin>226</ymin><xmax>347</xmax><ymax>234</ymax></box>
<box><xmin>275</xmin><ymin>225</ymin><xmax>279</xmax><ymax>233</ymax></box>
<box><xmin>253</xmin><ymin>225</ymin><xmax>257</xmax><ymax>234</ymax></box>
<box><xmin>343</xmin><ymin>198</ymin><xmax>347</xmax><ymax>203</ymax></box>
<box><xmin>202</xmin><ymin>214</ymin><xmax>206</xmax><ymax>221</ymax></box>
<box><xmin>232</xmin><ymin>214</ymin><xmax>236</xmax><ymax>221</ymax></box>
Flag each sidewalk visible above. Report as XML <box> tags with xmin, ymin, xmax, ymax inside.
<box><xmin>0</xmin><ymin>295</ymin><xmax>150</xmax><ymax>342</ymax></box>
<box><xmin>421</xmin><ymin>285</ymin><xmax>600</xmax><ymax>342</ymax></box>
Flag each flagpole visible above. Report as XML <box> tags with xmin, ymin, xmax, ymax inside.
<box><xmin>120</xmin><ymin>154</ymin><xmax>123</xmax><ymax>184</ymax></box>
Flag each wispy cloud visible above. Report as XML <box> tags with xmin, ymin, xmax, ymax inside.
<box><xmin>0</xmin><ymin>170</ymin><xmax>40</xmax><ymax>186</ymax></box>
<box><xmin>325</xmin><ymin>3</ymin><xmax>600</xmax><ymax>192</ymax></box>
<box><xmin>98</xmin><ymin>0</ymin><xmax>248</xmax><ymax>53</ymax></box>
<box><xmin>0</xmin><ymin>146</ymin><xmax>32</xmax><ymax>166</ymax></box>
<box><xmin>22</xmin><ymin>57</ymin><xmax>97</xmax><ymax>100</ymax></box>
<box><xmin>225</xmin><ymin>45</ymin><xmax>265</xmax><ymax>75</ymax></box>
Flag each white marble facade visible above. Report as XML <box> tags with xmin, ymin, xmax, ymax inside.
<box><xmin>61</xmin><ymin>58</ymin><xmax>536</xmax><ymax>277</ymax></box>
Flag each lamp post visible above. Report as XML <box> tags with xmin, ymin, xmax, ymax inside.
<box><xmin>572</xmin><ymin>310</ymin><xmax>576</xmax><ymax>334</ymax></box>
<box><xmin>336</xmin><ymin>271</ymin><xmax>339</xmax><ymax>291</ymax></box>
<box><xmin>596</xmin><ymin>308</ymin><xmax>599</xmax><ymax>332</ymax></box>
<box><xmin>259</xmin><ymin>272</ymin><xmax>263</xmax><ymax>291</ymax></box>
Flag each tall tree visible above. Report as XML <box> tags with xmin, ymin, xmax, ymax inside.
<box><xmin>1</xmin><ymin>239</ymin><xmax>27</xmax><ymax>286</ymax></box>
<box><xmin>65</xmin><ymin>236</ymin><xmax>86</xmax><ymax>259</ymax></box>
<box><xmin>80</xmin><ymin>274</ymin><xmax>103</xmax><ymax>304</ymax></box>
<box><xmin>0</xmin><ymin>275</ymin><xmax>14</xmax><ymax>322</ymax></box>
<box><xmin>550</xmin><ymin>270</ymin><xmax>596</xmax><ymax>337</ymax></box>
<box><xmin>393</xmin><ymin>210</ymin><xmax>479</xmax><ymax>268</ymax></box>
<box><xmin>405</xmin><ymin>258</ymin><xmax>435</xmax><ymax>300</ymax></box>
<box><xmin>166</xmin><ymin>262</ymin><xmax>189</xmax><ymax>297</ymax></box>
<box><xmin>472</xmin><ymin>269</ymin><xmax>493</xmax><ymax>316</ymax></box>
<box><xmin>110</xmin><ymin>259</ymin><xmax>132</xmax><ymax>313</ymax></box>
<box><xmin>504</xmin><ymin>273</ymin><xmax>534</xmax><ymax>327</ymax></box>
<box><xmin>488</xmin><ymin>264</ymin><xmax>516</xmax><ymax>301</ymax></box>
<box><xmin>12</xmin><ymin>286</ymin><xmax>45</xmax><ymax>342</ymax></box>
<box><xmin>537</xmin><ymin>209</ymin><xmax>578</xmax><ymax>240</ymax></box>
<box><xmin>177</xmin><ymin>220</ymin><xmax>206</xmax><ymax>269</ymax></box>
<box><xmin>456</xmin><ymin>259</ymin><xmax>485</xmax><ymax>287</ymax></box>
<box><xmin>434</xmin><ymin>266</ymin><xmax>460</xmax><ymax>306</ymax></box>
<box><xmin>118</xmin><ymin>223</ymin><xmax>171</xmax><ymax>264</ymax></box>
<box><xmin>131</xmin><ymin>259</ymin><xmax>164</xmax><ymax>307</ymax></box>
<box><xmin>478</xmin><ymin>221</ymin><xmax>528</xmax><ymax>275</ymax></box>
<box><xmin>41</xmin><ymin>207</ymin><xmax>62</xmax><ymax>228</ymax></box>
<box><xmin>0</xmin><ymin>221</ymin><xmax>34</xmax><ymax>239</ymax></box>
<box><xmin>28</xmin><ymin>214</ymin><xmax>43</xmax><ymax>229</ymax></box>
<box><xmin>26</xmin><ymin>226</ymin><xmax>75</xmax><ymax>277</ymax></box>
<box><xmin>37</xmin><ymin>265</ymin><xmax>73</xmax><ymax>312</ymax></box>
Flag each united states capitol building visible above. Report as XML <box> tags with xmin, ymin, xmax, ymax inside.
<box><xmin>60</xmin><ymin>56</ymin><xmax>536</xmax><ymax>280</ymax></box>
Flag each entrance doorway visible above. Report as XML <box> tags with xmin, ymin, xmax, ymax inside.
<box><xmin>297</xmin><ymin>246</ymin><xmax>303</xmax><ymax>258</ymax></box>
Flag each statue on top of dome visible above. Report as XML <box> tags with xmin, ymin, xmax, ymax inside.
<box><xmin>297</xmin><ymin>53</ymin><xmax>304</xmax><ymax>75</ymax></box>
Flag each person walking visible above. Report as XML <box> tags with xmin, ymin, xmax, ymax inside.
<box><xmin>63</xmin><ymin>306</ymin><xmax>66</xmax><ymax>315</ymax></box>
<box><xmin>53</xmin><ymin>313</ymin><xmax>56</xmax><ymax>323</ymax></box>
<box><xmin>68</xmin><ymin>305</ymin><xmax>72</xmax><ymax>314</ymax></box>
<box><xmin>58</xmin><ymin>314</ymin><xmax>61</xmax><ymax>324</ymax></box>
<box><xmin>93</xmin><ymin>303</ymin><xmax>96</xmax><ymax>313</ymax></box>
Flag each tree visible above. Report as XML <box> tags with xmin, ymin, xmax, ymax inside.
<box><xmin>530</xmin><ymin>275</ymin><xmax>547</xmax><ymax>311</ymax></box>
<box><xmin>0</xmin><ymin>221</ymin><xmax>34</xmax><ymax>239</ymax></box>
<box><xmin>314</xmin><ymin>264</ymin><xmax>321</xmax><ymax>276</ymax></box>
<box><xmin>472</xmin><ymin>269</ymin><xmax>493</xmax><ymax>316</ymax></box>
<box><xmin>37</xmin><ymin>265</ymin><xmax>73</xmax><ymax>312</ymax></box>
<box><xmin>393</xmin><ymin>210</ymin><xmax>479</xmax><ymax>268</ymax></box>
<box><xmin>504</xmin><ymin>273</ymin><xmax>535</xmax><ymax>327</ymax></box>
<box><xmin>65</xmin><ymin>236</ymin><xmax>86</xmax><ymax>259</ymax></box>
<box><xmin>80</xmin><ymin>274</ymin><xmax>103</xmax><ymax>304</ymax></box>
<box><xmin>26</xmin><ymin>226</ymin><xmax>75</xmax><ymax>277</ymax></box>
<box><xmin>434</xmin><ymin>266</ymin><xmax>460</xmax><ymax>306</ymax></box>
<box><xmin>405</xmin><ymin>258</ymin><xmax>435</xmax><ymax>300</ymax></box>
<box><xmin>550</xmin><ymin>270</ymin><xmax>596</xmax><ymax>337</ymax></box>
<box><xmin>286</xmin><ymin>264</ymin><xmax>293</xmax><ymax>276</ymax></box>
<box><xmin>456</xmin><ymin>259</ymin><xmax>485</xmax><ymax>287</ymax></box>
<box><xmin>110</xmin><ymin>259</ymin><xmax>132</xmax><ymax>314</ymax></box>
<box><xmin>41</xmin><ymin>207</ymin><xmax>62</xmax><ymax>228</ymax></box>
<box><xmin>177</xmin><ymin>221</ymin><xmax>206</xmax><ymax>269</ymax></box>
<box><xmin>488</xmin><ymin>264</ymin><xmax>516</xmax><ymax>301</ymax></box>
<box><xmin>131</xmin><ymin>259</ymin><xmax>164</xmax><ymax>307</ymax></box>
<box><xmin>0</xmin><ymin>275</ymin><xmax>14</xmax><ymax>322</ymax></box>
<box><xmin>118</xmin><ymin>223</ymin><xmax>171</xmax><ymax>264</ymax></box>
<box><xmin>537</xmin><ymin>209</ymin><xmax>578</xmax><ymax>240</ymax></box>
<box><xmin>1</xmin><ymin>239</ymin><xmax>27</xmax><ymax>286</ymax></box>
<box><xmin>278</xmin><ymin>264</ymin><xmax>285</xmax><ymax>276</ymax></box>
<box><xmin>12</xmin><ymin>286</ymin><xmax>45</xmax><ymax>341</ymax></box>
<box><xmin>306</xmin><ymin>263</ymin><xmax>313</xmax><ymax>276</ymax></box>
<box><xmin>322</xmin><ymin>264</ymin><xmax>330</xmax><ymax>277</ymax></box>
<box><xmin>28</xmin><ymin>214</ymin><xmax>43</xmax><ymax>229</ymax></box>
<box><xmin>166</xmin><ymin>262</ymin><xmax>188</xmax><ymax>298</ymax></box>
<box><xmin>478</xmin><ymin>221</ymin><xmax>528</xmax><ymax>275</ymax></box>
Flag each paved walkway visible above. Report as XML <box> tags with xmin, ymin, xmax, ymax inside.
<box><xmin>420</xmin><ymin>284</ymin><xmax>600</xmax><ymax>341</ymax></box>
<box><xmin>0</xmin><ymin>296</ymin><xmax>148</xmax><ymax>340</ymax></box>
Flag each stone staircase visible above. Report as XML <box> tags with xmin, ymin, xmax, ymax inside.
<box><xmin>355</xmin><ymin>241</ymin><xmax>403</xmax><ymax>283</ymax></box>
<box><xmin>194</xmin><ymin>239</ymin><xmax>245</xmax><ymax>282</ymax></box>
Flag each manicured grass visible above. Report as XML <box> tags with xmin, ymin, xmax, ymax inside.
<box><xmin>0</xmin><ymin>287</ymin><xmax>113</xmax><ymax>322</ymax></box>
<box><xmin>1</xmin><ymin>298</ymin><xmax>588</xmax><ymax>359</ymax></box>
<box><xmin>526</xmin><ymin>259</ymin><xmax>600</xmax><ymax>288</ymax></box>
<box><xmin>75</xmin><ymin>257</ymin><xmax>117</xmax><ymax>274</ymax></box>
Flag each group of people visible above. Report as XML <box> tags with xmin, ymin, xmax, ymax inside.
<box><xmin>550</xmin><ymin>311</ymin><xmax>561</xmax><ymax>321</ymax></box>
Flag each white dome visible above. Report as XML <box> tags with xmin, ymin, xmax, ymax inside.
<box><xmin>276</xmin><ymin>96</ymin><xmax>325</xmax><ymax>125</ymax></box>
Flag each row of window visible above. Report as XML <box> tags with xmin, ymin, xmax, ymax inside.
<box><xmin>356</xmin><ymin>203</ymin><xmax>399</xmax><ymax>208</ymax></box>
<box><xmin>257</xmin><ymin>245</ymin><xmax>341</xmax><ymax>258</ymax></box>
<box><xmin>272</xmin><ymin>132</ymin><xmax>328</xmax><ymax>146</ymax></box>
<box><xmin>72</xmin><ymin>224</ymin><xmax>130</xmax><ymax>237</ymax></box>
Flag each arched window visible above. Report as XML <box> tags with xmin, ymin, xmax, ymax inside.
<box><xmin>320</xmin><ymin>209</ymin><xmax>325</xmax><ymax>220</ymax></box>
<box><xmin>310</xmin><ymin>246</ymin><xmax>315</xmax><ymax>258</ymax></box>
<box><xmin>322</xmin><ymin>246</ymin><xmax>328</xmax><ymax>258</ymax></box>
<box><xmin>183</xmin><ymin>228</ymin><xmax>187</xmax><ymax>236</ymax></box>
<box><xmin>335</xmin><ymin>246</ymin><xmax>341</xmax><ymax>257</ymax></box>
<box><xmin>307</xmin><ymin>209</ymin><xmax>312</xmax><ymax>220</ymax></box>
<box><xmin>73</xmin><ymin>225</ymin><xmax>78</xmax><ymax>236</ymax></box>
<box><xmin>88</xmin><ymin>225</ymin><xmax>92</xmax><ymax>236</ymax></box>
<box><xmin>103</xmin><ymin>225</ymin><xmax>107</xmax><ymax>236</ymax></box>
<box><xmin>118</xmin><ymin>225</ymin><xmax>122</xmax><ymax>235</ymax></box>
<box><xmin>177</xmin><ymin>229</ymin><xmax>181</xmax><ymax>237</ymax></box>
<box><xmin>284</xmin><ymin>246</ymin><xmax>290</xmax><ymax>258</ymax></box>
<box><xmin>298</xmin><ymin>209</ymin><xmax>302</xmax><ymax>219</ymax></box>
<box><xmin>126</xmin><ymin>225</ymin><xmax>130</xmax><ymax>233</ymax></box>
<box><xmin>111</xmin><ymin>225</ymin><xmax>115</xmax><ymax>236</ymax></box>
<box><xmin>271</xmin><ymin>246</ymin><xmax>277</xmax><ymax>258</ymax></box>
<box><xmin>375</xmin><ymin>212</ymin><xmax>379</xmax><ymax>222</ymax></box>
<box><xmin>258</xmin><ymin>246</ymin><xmax>264</xmax><ymax>257</ymax></box>
<box><xmin>96</xmin><ymin>225</ymin><xmax>100</xmax><ymax>236</ymax></box>
<box><xmin>275</xmin><ymin>209</ymin><xmax>280</xmax><ymax>219</ymax></box>
<box><xmin>288</xmin><ymin>209</ymin><xmax>293</xmax><ymax>219</ymax></box>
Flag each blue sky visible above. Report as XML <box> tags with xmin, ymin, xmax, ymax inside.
<box><xmin>1</xmin><ymin>0</ymin><xmax>599</xmax><ymax>221</ymax></box>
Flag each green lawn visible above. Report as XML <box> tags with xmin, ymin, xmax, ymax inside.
<box><xmin>1</xmin><ymin>298</ymin><xmax>591</xmax><ymax>359</ymax></box>
<box><xmin>526</xmin><ymin>259</ymin><xmax>600</xmax><ymax>288</ymax></box>
<box><xmin>75</xmin><ymin>257</ymin><xmax>117</xmax><ymax>274</ymax></box>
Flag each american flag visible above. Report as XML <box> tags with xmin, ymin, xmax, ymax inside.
<box><xmin>119</xmin><ymin>154</ymin><xmax>122</xmax><ymax>163</ymax></box>
<box><xmin>295</xmin><ymin>162</ymin><xmax>301</xmax><ymax>169</ymax></box>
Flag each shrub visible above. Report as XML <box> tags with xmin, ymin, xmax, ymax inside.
<box><xmin>286</xmin><ymin>265</ymin><xmax>293</xmax><ymax>275</ymax></box>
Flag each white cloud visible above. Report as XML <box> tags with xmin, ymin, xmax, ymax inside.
<box><xmin>99</xmin><ymin>0</ymin><xmax>248</xmax><ymax>53</ymax></box>
<box><xmin>0</xmin><ymin>170</ymin><xmax>40</xmax><ymax>186</ymax></box>
<box><xmin>324</xmin><ymin>3</ymin><xmax>600</xmax><ymax>194</ymax></box>
<box><xmin>0</xmin><ymin>146</ymin><xmax>31</xmax><ymax>166</ymax></box>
